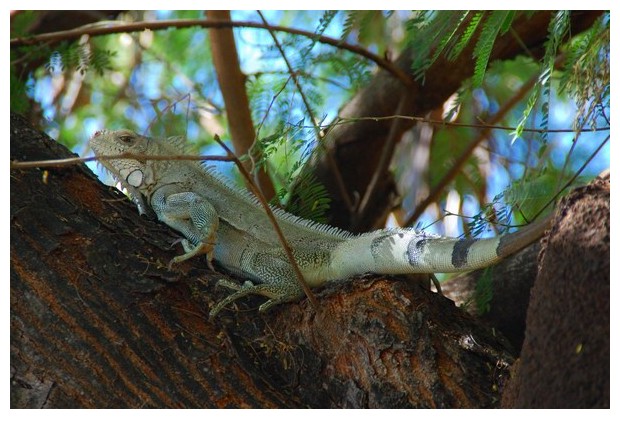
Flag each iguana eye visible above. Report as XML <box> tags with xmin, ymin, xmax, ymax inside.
<box><xmin>119</xmin><ymin>133</ymin><xmax>134</xmax><ymax>144</ymax></box>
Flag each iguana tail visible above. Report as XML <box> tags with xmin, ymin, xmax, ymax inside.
<box><xmin>327</xmin><ymin>216</ymin><xmax>551</xmax><ymax>278</ymax></box>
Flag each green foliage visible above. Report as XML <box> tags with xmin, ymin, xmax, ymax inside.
<box><xmin>408</xmin><ymin>11</ymin><xmax>515</xmax><ymax>85</ymax></box>
<box><xmin>423</xmin><ymin>11</ymin><xmax>471</xmax><ymax>82</ymax></box>
<box><xmin>340</xmin><ymin>11</ymin><xmax>385</xmax><ymax>42</ymax></box>
<box><xmin>281</xmin><ymin>169</ymin><xmax>331</xmax><ymax>223</ymax></box>
<box><xmin>512</xmin><ymin>11</ymin><xmax>570</xmax><ymax>144</ymax></box>
<box><xmin>446</xmin><ymin>11</ymin><xmax>484</xmax><ymax>62</ymax></box>
<box><xmin>247</xmin><ymin>74</ymin><xmax>292</xmax><ymax>128</ymax></box>
<box><xmin>408</xmin><ymin>11</ymin><xmax>463</xmax><ymax>82</ymax></box>
<box><xmin>301</xmin><ymin>10</ymin><xmax>337</xmax><ymax>59</ymax></box>
<box><xmin>559</xmin><ymin>12</ymin><xmax>610</xmax><ymax>130</ymax></box>
<box><xmin>10</xmin><ymin>67</ymin><xmax>31</xmax><ymax>114</ymax></box>
<box><xmin>471</xmin><ymin>11</ymin><xmax>513</xmax><ymax>87</ymax></box>
<box><xmin>244</xmin><ymin>66</ymin><xmax>332</xmax><ymax>221</ymax></box>
<box><xmin>46</xmin><ymin>41</ymin><xmax>115</xmax><ymax>76</ymax></box>
<box><xmin>10</xmin><ymin>12</ymin><xmax>115</xmax><ymax>114</ymax></box>
<box><xmin>10</xmin><ymin>10</ymin><xmax>38</xmax><ymax>38</ymax></box>
<box><xmin>472</xmin><ymin>268</ymin><xmax>494</xmax><ymax>315</ymax></box>
<box><xmin>428</xmin><ymin>125</ymin><xmax>470</xmax><ymax>189</ymax></box>
<box><xmin>500</xmin><ymin>171</ymin><xmax>558</xmax><ymax>221</ymax></box>
<box><xmin>340</xmin><ymin>10</ymin><xmax>386</xmax><ymax>45</ymax></box>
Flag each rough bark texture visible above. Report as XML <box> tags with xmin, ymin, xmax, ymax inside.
<box><xmin>11</xmin><ymin>112</ymin><xmax>520</xmax><ymax>408</ymax></box>
<box><xmin>502</xmin><ymin>174</ymin><xmax>610</xmax><ymax>408</ymax></box>
<box><xmin>293</xmin><ymin>11</ymin><xmax>602</xmax><ymax>232</ymax></box>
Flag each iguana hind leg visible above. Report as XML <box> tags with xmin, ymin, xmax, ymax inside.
<box><xmin>209</xmin><ymin>278</ymin><xmax>302</xmax><ymax>319</ymax></box>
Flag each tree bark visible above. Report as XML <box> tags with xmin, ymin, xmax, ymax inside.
<box><xmin>12</xmin><ymin>112</ymin><xmax>532</xmax><ymax>408</ymax></box>
<box><xmin>501</xmin><ymin>173</ymin><xmax>610</xmax><ymax>408</ymax></box>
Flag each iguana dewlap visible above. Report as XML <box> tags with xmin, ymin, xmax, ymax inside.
<box><xmin>89</xmin><ymin>129</ymin><xmax>549</xmax><ymax>318</ymax></box>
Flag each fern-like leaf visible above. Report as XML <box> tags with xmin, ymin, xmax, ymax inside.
<box><xmin>471</xmin><ymin>11</ymin><xmax>510</xmax><ymax>87</ymax></box>
<box><xmin>501</xmin><ymin>171</ymin><xmax>557</xmax><ymax>220</ymax></box>
<box><xmin>558</xmin><ymin>12</ymin><xmax>609</xmax><ymax>130</ymax></box>
<box><xmin>45</xmin><ymin>41</ymin><xmax>115</xmax><ymax>76</ymax></box>
<box><xmin>512</xmin><ymin>11</ymin><xmax>571</xmax><ymax>143</ymax></box>
<box><xmin>340</xmin><ymin>11</ymin><xmax>360</xmax><ymax>41</ymax></box>
<box><xmin>409</xmin><ymin>11</ymin><xmax>465</xmax><ymax>82</ymax></box>
<box><xmin>300</xmin><ymin>10</ymin><xmax>338</xmax><ymax>65</ymax></box>
<box><xmin>447</xmin><ymin>11</ymin><xmax>484</xmax><ymax>61</ymax></box>
<box><xmin>426</xmin><ymin>11</ymin><xmax>471</xmax><ymax>72</ymax></box>
<box><xmin>284</xmin><ymin>170</ymin><xmax>331</xmax><ymax>223</ymax></box>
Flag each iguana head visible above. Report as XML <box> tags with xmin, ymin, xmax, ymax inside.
<box><xmin>89</xmin><ymin>129</ymin><xmax>155</xmax><ymax>192</ymax></box>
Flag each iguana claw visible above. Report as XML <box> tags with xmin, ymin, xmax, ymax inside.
<box><xmin>168</xmin><ymin>239</ymin><xmax>216</xmax><ymax>271</ymax></box>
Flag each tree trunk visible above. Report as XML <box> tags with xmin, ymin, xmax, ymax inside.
<box><xmin>501</xmin><ymin>173</ymin><xmax>610</xmax><ymax>408</ymax></box>
<box><xmin>11</xmin><ymin>112</ymin><xmax>526</xmax><ymax>408</ymax></box>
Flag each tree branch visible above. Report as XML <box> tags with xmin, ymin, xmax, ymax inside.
<box><xmin>330</xmin><ymin>115</ymin><xmax>609</xmax><ymax>135</ymax></box>
<box><xmin>207</xmin><ymin>11</ymin><xmax>276</xmax><ymax>201</ymax></box>
<box><xmin>403</xmin><ymin>65</ymin><xmax>539</xmax><ymax>227</ymax></box>
<box><xmin>10</xmin><ymin>153</ymin><xmax>234</xmax><ymax>170</ymax></box>
<box><xmin>257</xmin><ymin>11</ymin><xmax>321</xmax><ymax>138</ymax></box>
<box><xmin>10</xmin><ymin>18</ymin><xmax>414</xmax><ymax>87</ymax></box>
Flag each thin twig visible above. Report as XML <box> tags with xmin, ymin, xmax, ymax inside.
<box><xmin>553</xmin><ymin>91</ymin><xmax>603</xmax><ymax>199</ymax></box>
<box><xmin>534</xmin><ymin>135</ymin><xmax>609</xmax><ymax>220</ymax></box>
<box><xmin>10</xmin><ymin>18</ymin><xmax>414</xmax><ymax>88</ymax></box>
<box><xmin>250</xmin><ymin>69</ymin><xmax>349</xmax><ymax>89</ymax></box>
<box><xmin>403</xmin><ymin>67</ymin><xmax>540</xmax><ymax>227</ymax></box>
<box><xmin>330</xmin><ymin>115</ymin><xmax>608</xmax><ymax>135</ymax></box>
<box><xmin>442</xmin><ymin>209</ymin><xmax>535</xmax><ymax>229</ymax></box>
<box><xmin>212</xmin><ymin>134</ymin><xmax>318</xmax><ymax>311</ymax></box>
<box><xmin>257</xmin><ymin>11</ymin><xmax>321</xmax><ymax>139</ymax></box>
<box><xmin>10</xmin><ymin>153</ymin><xmax>234</xmax><ymax>170</ymax></box>
<box><xmin>254</xmin><ymin>75</ymin><xmax>292</xmax><ymax>139</ymax></box>
<box><xmin>354</xmin><ymin>96</ymin><xmax>408</xmax><ymax>229</ymax></box>
<box><xmin>145</xmin><ymin>93</ymin><xmax>192</xmax><ymax>136</ymax></box>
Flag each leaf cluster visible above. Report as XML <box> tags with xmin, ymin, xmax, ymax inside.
<box><xmin>10</xmin><ymin>11</ymin><xmax>115</xmax><ymax>113</ymax></box>
<box><xmin>407</xmin><ymin>11</ymin><xmax>516</xmax><ymax>85</ymax></box>
<box><xmin>45</xmin><ymin>41</ymin><xmax>115</xmax><ymax>76</ymax></box>
<box><xmin>558</xmin><ymin>13</ymin><xmax>610</xmax><ymax>131</ymax></box>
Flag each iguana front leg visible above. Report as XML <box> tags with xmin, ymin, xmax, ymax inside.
<box><xmin>151</xmin><ymin>190</ymin><xmax>219</xmax><ymax>269</ymax></box>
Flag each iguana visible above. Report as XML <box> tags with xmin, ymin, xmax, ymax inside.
<box><xmin>89</xmin><ymin>129</ymin><xmax>550</xmax><ymax>318</ymax></box>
